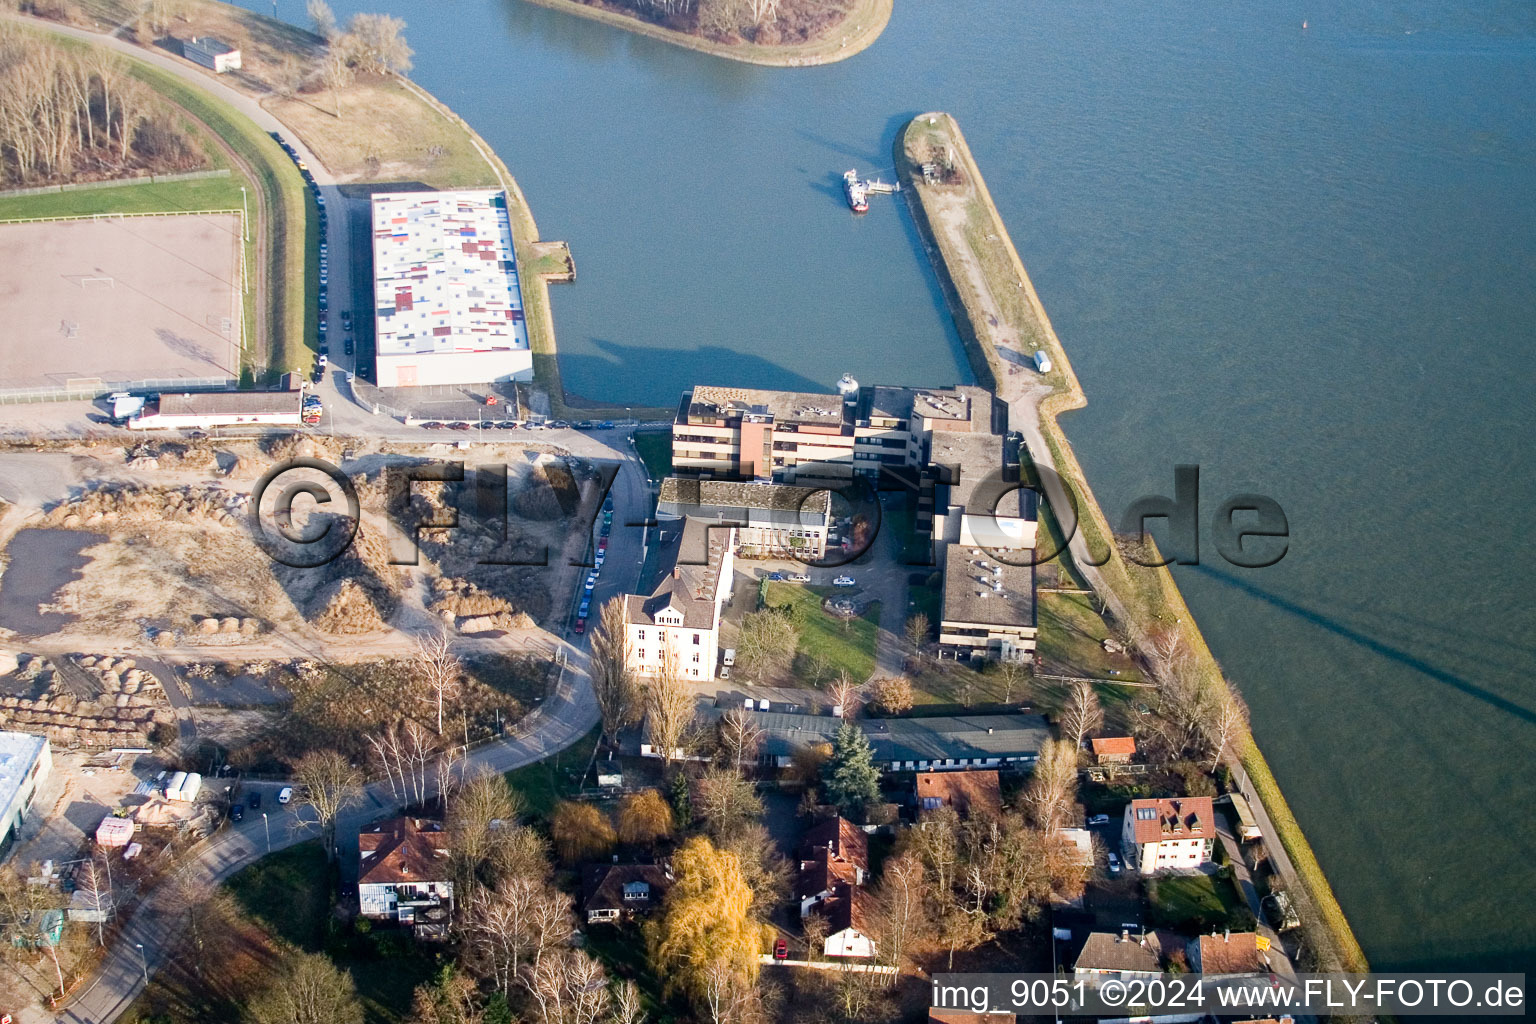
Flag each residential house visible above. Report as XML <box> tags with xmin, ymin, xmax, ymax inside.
<box><xmin>624</xmin><ymin>517</ymin><xmax>734</xmax><ymax>690</ymax></box>
<box><xmin>358</xmin><ymin>817</ymin><xmax>453</xmax><ymax>937</ymax></box>
<box><xmin>656</xmin><ymin>477</ymin><xmax>833</xmax><ymax>560</ymax></box>
<box><xmin>915</xmin><ymin>769</ymin><xmax>1002</xmax><ymax>820</ymax></box>
<box><xmin>1072</xmin><ymin>929</ymin><xmax>1184</xmax><ymax>983</ymax></box>
<box><xmin>582</xmin><ymin>863</ymin><xmax>670</xmax><ymax>925</ymax></box>
<box><xmin>797</xmin><ymin>816</ymin><xmax>875</xmax><ymax>958</ymax></box>
<box><xmin>1090</xmin><ymin>736</ymin><xmax>1137</xmax><ymax>765</ymax></box>
<box><xmin>1188</xmin><ymin>930</ymin><xmax>1271</xmax><ymax>976</ymax></box>
<box><xmin>1122</xmin><ymin>796</ymin><xmax>1215</xmax><ymax>875</ymax></box>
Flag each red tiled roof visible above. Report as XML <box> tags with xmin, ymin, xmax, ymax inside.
<box><xmin>800</xmin><ymin>815</ymin><xmax>868</xmax><ymax>867</ymax></box>
<box><xmin>1091</xmin><ymin>736</ymin><xmax>1137</xmax><ymax>756</ymax></box>
<box><xmin>1127</xmin><ymin>796</ymin><xmax>1215</xmax><ymax>846</ymax></box>
<box><xmin>358</xmin><ymin>817</ymin><xmax>449</xmax><ymax>885</ymax></box>
<box><xmin>1195</xmin><ymin>931</ymin><xmax>1269</xmax><ymax>975</ymax></box>
<box><xmin>915</xmin><ymin>770</ymin><xmax>1002</xmax><ymax>819</ymax></box>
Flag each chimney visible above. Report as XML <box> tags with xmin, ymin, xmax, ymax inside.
<box><xmin>673</xmin><ymin>566</ymin><xmax>681</xmax><ymax>579</ymax></box>
<box><xmin>1223</xmin><ymin>928</ymin><xmax>1230</xmax><ymax>943</ymax></box>
<box><xmin>1120</xmin><ymin>929</ymin><xmax>1130</xmax><ymax>943</ymax></box>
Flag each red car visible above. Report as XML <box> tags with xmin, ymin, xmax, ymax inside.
<box><xmin>574</xmin><ymin>617</ymin><xmax>586</xmax><ymax>634</ymax></box>
<box><xmin>597</xmin><ymin>537</ymin><xmax>608</xmax><ymax>552</ymax></box>
<box><xmin>773</xmin><ymin>938</ymin><xmax>788</xmax><ymax>960</ymax></box>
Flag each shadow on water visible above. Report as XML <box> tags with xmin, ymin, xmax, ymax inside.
<box><xmin>493</xmin><ymin>0</ymin><xmax>764</xmax><ymax>98</ymax></box>
<box><xmin>558</xmin><ymin>337</ymin><xmax>834</xmax><ymax>399</ymax></box>
<box><xmin>1190</xmin><ymin>563</ymin><xmax>1536</xmax><ymax>727</ymax></box>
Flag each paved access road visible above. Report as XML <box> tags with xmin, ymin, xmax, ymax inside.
<box><xmin>44</xmin><ymin>646</ymin><xmax>597</xmax><ymax>1024</ymax></box>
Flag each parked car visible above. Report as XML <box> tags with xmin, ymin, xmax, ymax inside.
<box><xmin>773</xmin><ymin>938</ymin><xmax>788</xmax><ymax>960</ymax></box>
<box><xmin>1088</xmin><ymin>814</ymin><xmax>1110</xmax><ymax>827</ymax></box>
<box><xmin>230</xmin><ymin>804</ymin><xmax>244</xmax><ymax>822</ymax></box>
<box><xmin>597</xmin><ymin>537</ymin><xmax>608</xmax><ymax>553</ymax></box>
<box><xmin>578</xmin><ymin>598</ymin><xmax>591</xmax><ymax>617</ymax></box>
<box><xmin>574</xmin><ymin>420</ymin><xmax>594</xmax><ymax>430</ymax></box>
<box><xmin>277</xmin><ymin>786</ymin><xmax>293</xmax><ymax>804</ymax></box>
<box><xmin>832</xmin><ymin>576</ymin><xmax>856</xmax><ymax>587</ymax></box>
<box><xmin>449</xmin><ymin>421</ymin><xmax>471</xmax><ymax>431</ymax></box>
<box><xmin>788</xmin><ymin>573</ymin><xmax>810</xmax><ymax>583</ymax></box>
<box><xmin>1107</xmin><ymin>851</ymin><xmax>1122</xmax><ymax>875</ymax></box>
<box><xmin>598</xmin><ymin>420</ymin><xmax>615</xmax><ymax>430</ymax></box>
<box><xmin>344</xmin><ymin>338</ymin><xmax>354</xmax><ymax>355</ymax></box>
<box><xmin>549</xmin><ymin>420</ymin><xmax>569</xmax><ymax>429</ymax></box>
<box><xmin>421</xmin><ymin>421</ymin><xmax>444</xmax><ymax>430</ymax></box>
<box><xmin>766</xmin><ymin>572</ymin><xmax>784</xmax><ymax>581</ymax></box>
<box><xmin>248</xmin><ymin>791</ymin><xmax>261</xmax><ymax>809</ymax></box>
<box><xmin>574</xmin><ymin>617</ymin><xmax>586</xmax><ymax>634</ymax></box>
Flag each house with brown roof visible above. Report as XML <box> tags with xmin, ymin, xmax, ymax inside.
<box><xmin>1072</xmin><ymin>929</ymin><xmax>1184</xmax><ymax>982</ymax></box>
<box><xmin>582</xmin><ymin>863</ymin><xmax>671</xmax><ymax>925</ymax></box>
<box><xmin>358</xmin><ymin>817</ymin><xmax>453</xmax><ymax>936</ymax></box>
<box><xmin>915</xmin><ymin>769</ymin><xmax>1002</xmax><ymax>820</ymax></box>
<box><xmin>1188</xmin><ymin>930</ymin><xmax>1271</xmax><ymax>976</ymax></box>
<box><xmin>1090</xmin><ymin>736</ymin><xmax>1137</xmax><ymax>765</ymax></box>
<box><xmin>1121</xmin><ymin>796</ymin><xmax>1215</xmax><ymax>875</ymax></box>
<box><xmin>796</xmin><ymin>816</ymin><xmax>875</xmax><ymax>958</ymax></box>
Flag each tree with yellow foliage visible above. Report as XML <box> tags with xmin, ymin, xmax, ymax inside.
<box><xmin>647</xmin><ymin>835</ymin><xmax>761</xmax><ymax>1016</ymax></box>
<box><xmin>550</xmin><ymin>801</ymin><xmax>616</xmax><ymax>864</ymax></box>
<box><xmin>616</xmin><ymin>789</ymin><xmax>674</xmax><ymax>847</ymax></box>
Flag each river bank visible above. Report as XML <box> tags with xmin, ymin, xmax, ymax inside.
<box><xmin>896</xmin><ymin>112</ymin><xmax>1368</xmax><ymax>973</ymax></box>
<box><xmin>518</xmin><ymin>0</ymin><xmax>891</xmax><ymax>67</ymax></box>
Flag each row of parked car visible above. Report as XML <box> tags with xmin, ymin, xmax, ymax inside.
<box><xmin>271</xmin><ymin>133</ymin><xmax>349</xmax><ymax>381</ymax></box>
<box><xmin>573</xmin><ymin>497</ymin><xmax>615</xmax><ymax>635</ymax></box>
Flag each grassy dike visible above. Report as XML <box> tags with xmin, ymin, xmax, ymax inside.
<box><xmin>896</xmin><ymin>113</ymin><xmax>1369</xmax><ymax>973</ymax></box>
<box><xmin>518</xmin><ymin>0</ymin><xmax>891</xmax><ymax>67</ymax></box>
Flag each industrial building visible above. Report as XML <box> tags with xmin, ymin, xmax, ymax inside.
<box><xmin>371</xmin><ymin>190</ymin><xmax>533</xmax><ymax>388</ymax></box>
<box><xmin>128</xmin><ymin>390</ymin><xmax>303</xmax><ymax>430</ymax></box>
<box><xmin>655</xmin><ymin>477</ymin><xmax>834</xmax><ymax>559</ymax></box>
<box><xmin>0</xmin><ymin>732</ymin><xmax>52</xmax><ymax>859</ymax></box>
<box><xmin>182</xmin><ymin>37</ymin><xmax>241</xmax><ymax>73</ymax></box>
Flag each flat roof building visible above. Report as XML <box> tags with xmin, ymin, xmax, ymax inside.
<box><xmin>656</xmin><ymin>476</ymin><xmax>834</xmax><ymax>559</ymax></box>
<box><xmin>372</xmin><ymin>190</ymin><xmax>532</xmax><ymax>388</ymax></box>
<box><xmin>127</xmin><ymin>390</ymin><xmax>302</xmax><ymax>430</ymax></box>
<box><xmin>183</xmin><ymin>37</ymin><xmax>241</xmax><ymax>73</ymax></box>
<box><xmin>0</xmin><ymin>732</ymin><xmax>51</xmax><ymax>859</ymax></box>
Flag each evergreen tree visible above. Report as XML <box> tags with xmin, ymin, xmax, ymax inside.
<box><xmin>670</xmin><ymin>769</ymin><xmax>692</xmax><ymax>824</ymax></box>
<box><xmin>821</xmin><ymin>722</ymin><xmax>880</xmax><ymax>816</ymax></box>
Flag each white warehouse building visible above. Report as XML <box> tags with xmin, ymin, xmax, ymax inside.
<box><xmin>0</xmin><ymin>732</ymin><xmax>52</xmax><ymax>859</ymax></box>
<box><xmin>371</xmin><ymin>190</ymin><xmax>534</xmax><ymax>389</ymax></box>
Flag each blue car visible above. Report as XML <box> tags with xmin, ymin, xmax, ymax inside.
<box><xmin>578</xmin><ymin>597</ymin><xmax>591</xmax><ymax>617</ymax></box>
<box><xmin>767</xmin><ymin>572</ymin><xmax>784</xmax><ymax>581</ymax></box>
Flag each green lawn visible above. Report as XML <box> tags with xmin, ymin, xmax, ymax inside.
<box><xmin>631</xmin><ymin>428</ymin><xmax>672</xmax><ymax>482</ymax></box>
<box><xmin>504</xmin><ymin>724</ymin><xmax>600</xmax><ymax>821</ymax></box>
<box><xmin>1148</xmin><ymin>872</ymin><xmax>1255</xmax><ymax>934</ymax></box>
<box><xmin>0</xmin><ymin>175</ymin><xmax>246</xmax><ymax>219</ymax></box>
<box><xmin>762</xmin><ymin>582</ymin><xmax>880</xmax><ymax>684</ymax></box>
<box><xmin>224</xmin><ymin>841</ymin><xmax>439</xmax><ymax>1024</ymax></box>
<box><xmin>1036</xmin><ymin>591</ymin><xmax>1143</xmax><ymax>682</ymax></box>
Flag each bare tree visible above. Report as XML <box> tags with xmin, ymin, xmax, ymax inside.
<box><xmin>734</xmin><ymin>610</ymin><xmax>796</xmax><ymax>682</ymax></box>
<box><xmin>415</xmin><ymin>628</ymin><xmax>462</xmax><ymax>735</ymax></box>
<box><xmin>994</xmin><ymin>658</ymin><xmax>1027</xmax><ymax>705</ymax></box>
<box><xmin>522</xmin><ymin>948</ymin><xmax>609</xmax><ymax>1024</ymax></box>
<box><xmin>293</xmin><ymin>748</ymin><xmax>363</xmax><ymax>862</ymax></box>
<box><xmin>644</xmin><ymin>650</ymin><xmax>694</xmax><ymax>769</ymax></box>
<box><xmin>590</xmin><ymin>597</ymin><xmax>640</xmax><ymax>746</ymax></box>
<box><xmin>1202</xmin><ymin>683</ymin><xmax>1249</xmax><ymax>770</ymax></box>
<box><xmin>1061</xmin><ymin>680</ymin><xmax>1102</xmax><ymax>750</ymax></box>
<box><xmin>318</xmin><ymin>43</ymin><xmax>352</xmax><ymax>120</ymax></box>
<box><xmin>904</xmin><ymin>613</ymin><xmax>930</xmax><ymax>658</ymax></box>
<box><xmin>610</xmin><ymin>979</ymin><xmax>644</xmax><ymax>1024</ymax></box>
<box><xmin>829</xmin><ymin>672</ymin><xmax>861</xmax><ymax>720</ymax></box>
<box><xmin>248</xmin><ymin>949</ymin><xmax>364</xmax><ymax>1024</ymax></box>
<box><xmin>872</xmin><ymin>852</ymin><xmax>925</xmax><ymax>973</ymax></box>
<box><xmin>716</xmin><ymin>707</ymin><xmax>762</xmax><ymax>770</ymax></box>
<box><xmin>344</xmin><ymin>12</ymin><xmax>413</xmax><ymax>75</ymax></box>
<box><xmin>367</xmin><ymin>717</ymin><xmax>441</xmax><ymax>806</ymax></box>
<box><xmin>449</xmin><ymin>766</ymin><xmax>524</xmax><ymax>895</ymax></box>
<box><xmin>306</xmin><ymin>0</ymin><xmax>338</xmax><ymax>38</ymax></box>
<box><xmin>1022</xmin><ymin>739</ymin><xmax>1078</xmax><ymax>831</ymax></box>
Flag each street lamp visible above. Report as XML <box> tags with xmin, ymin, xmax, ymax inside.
<box><xmin>239</xmin><ymin>186</ymin><xmax>248</xmax><ymax>243</ymax></box>
<box><xmin>135</xmin><ymin>942</ymin><xmax>148</xmax><ymax>986</ymax></box>
<box><xmin>262</xmin><ymin>812</ymin><xmax>270</xmax><ymax>853</ymax></box>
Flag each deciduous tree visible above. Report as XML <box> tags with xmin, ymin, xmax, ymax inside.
<box><xmin>1022</xmin><ymin>739</ymin><xmax>1077</xmax><ymax>831</ymax></box>
<box><xmin>591</xmin><ymin>597</ymin><xmax>640</xmax><ymax>746</ymax></box>
<box><xmin>292</xmin><ymin>748</ymin><xmax>363</xmax><ymax>862</ymax></box>
<box><xmin>695</xmin><ymin>766</ymin><xmax>762</xmax><ymax>842</ymax></box>
<box><xmin>868</xmin><ymin>675</ymin><xmax>913</xmax><ymax>716</ymax></box>
<box><xmin>1061</xmin><ymin>680</ymin><xmax>1102</xmax><ymax>750</ymax></box>
<box><xmin>247</xmin><ymin>949</ymin><xmax>365</xmax><ymax>1024</ymax></box>
<box><xmin>550</xmin><ymin>801</ymin><xmax>616</xmax><ymax>863</ymax></box>
<box><xmin>415</xmin><ymin>628</ymin><xmax>462</xmax><ymax>735</ymax></box>
<box><xmin>616</xmin><ymin>788</ymin><xmax>673</xmax><ymax>847</ymax></box>
<box><xmin>735</xmin><ymin>609</ymin><xmax>796</xmax><ymax>681</ymax></box>
<box><xmin>344</xmin><ymin>11</ymin><xmax>413</xmax><ymax>74</ymax></box>
<box><xmin>648</xmin><ymin>836</ymin><xmax>759</xmax><ymax>1011</ymax></box>
<box><xmin>643</xmin><ymin>650</ymin><xmax>694</xmax><ymax>769</ymax></box>
<box><xmin>716</xmin><ymin>706</ymin><xmax>762</xmax><ymax>770</ymax></box>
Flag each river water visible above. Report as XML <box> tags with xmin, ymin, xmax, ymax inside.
<box><xmin>253</xmin><ymin>0</ymin><xmax>1536</xmax><ymax>971</ymax></box>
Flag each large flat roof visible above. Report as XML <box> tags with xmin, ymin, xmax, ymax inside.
<box><xmin>372</xmin><ymin>190</ymin><xmax>528</xmax><ymax>361</ymax></box>
<box><xmin>684</xmin><ymin>385</ymin><xmax>848</xmax><ymax>427</ymax></box>
<box><xmin>942</xmin><ymin>543</ymin><xmax>1035</xmax><ymax>628</ymax></box>
<box><xmin>0</xmin><ymin>731</ymin><xmax>47</xmax><ymax>817</ymax></box>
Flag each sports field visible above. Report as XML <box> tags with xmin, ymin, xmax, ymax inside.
<box><xmin>0</xmin><ymin>213</ymin><xmax>243</xmax><ymax>391</ymax></box>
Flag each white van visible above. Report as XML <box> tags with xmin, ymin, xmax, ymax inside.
<box><xmin>722</xmin><ymin>648</ymin><xmax>736</xmax><ymax>667</ymax></box>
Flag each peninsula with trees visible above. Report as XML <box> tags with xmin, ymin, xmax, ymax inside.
<box><xmin>520</xmin><ymin>0</ymin><xmax>893</xmax><ymax>66</ymax></box>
